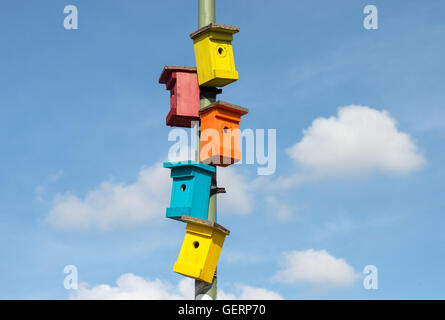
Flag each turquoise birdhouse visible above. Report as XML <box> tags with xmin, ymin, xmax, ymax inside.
<box><xmin>164</xmin><ymin>161</ymin><xmax>215</xmax><ymax>221</ymax></box>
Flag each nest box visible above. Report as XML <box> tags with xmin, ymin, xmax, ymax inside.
<box><xmin>199</xmin><ymin>101</ymin><xmax>248</xmax><ymax>167</ymax></box>
<box><xmin>164</xmin><ymin>161</ymin><xmax>215</xmax><ymax>221</ymax></box>
<box><xmin>173</xmin><ymin>215</ymin><xmax>230</xmax><ymax>283</ymax></box>
<box><xmin>159</xmin><ymin>66</ymin><xmax>200</xmax><ymax>128</ymax></box>
<box><xmin>190</xmin><ymin>24</ymin><xmax>240</xmax><ymax>87</ymax></box>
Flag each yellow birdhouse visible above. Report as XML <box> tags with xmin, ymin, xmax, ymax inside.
<box><xmin>173</xmin><ymin>215</ymin><xmax>230</xmax><ymax>283</ymax></box>
<box><xmin>190</xmin><ymin>23</ymin><xmax>240</xmax><ymax>87</ymax></box>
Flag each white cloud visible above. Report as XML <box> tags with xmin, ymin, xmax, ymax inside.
<box><xmin>46</xmin><ymin>163</ymin><xmax>170</xmax><ymax>231</ymax></box>
<box><xmin>218</xmin><ymin>166</ymin><xmax>255</xmax><ymax>215</ymax></box>
<box><xmin>46</xmin><ymin>159</ymin><xmax>258</xmax><ymax>230</ymax></box>
<box><xmin>71</xmin><ymin>274</ymin><xmax>192</xmax><ymax>300</ymax></box>
<box><xmin>265</xmin><ymin>195</ymin><xmax>293</xmax><ymax>222</ymax></box>
<box><xmin>219</xmin><ymin>285</ymin><xmax>283</xmax><ymax>300</ymax></box>
<box><xmin>287</xmin><ymin>105</ymin><xmax>425</xmax><ymax>178</ymax></box>
<box><xmin>70</xmin><ymin>273</ymin><xmax>282</xmax><ymax>300</ymax></box>
<box><xmin>274</xmin><ymin>249</ymin><xmax>360</xmax><ymax>288</ymax></box>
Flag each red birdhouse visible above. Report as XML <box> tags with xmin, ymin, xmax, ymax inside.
<box><xmin>159</xmin><ymin>66</ymin><xmax>200</xmax><ymax>128</ymax></box>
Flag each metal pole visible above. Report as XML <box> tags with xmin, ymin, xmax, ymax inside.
<box><xmin>198</xmin><ymin>0</ymin><xmax>215</xmax><ymax>28</ymax></box>
<box><xmin>195</xmin><ymin>87</ymin><xmax>219</xmax><ymax>300</ymax></box>
<box><xmin>195</xmin><ymin>0</ymin><xmax>217</xmax><ymax>300</ymax></box>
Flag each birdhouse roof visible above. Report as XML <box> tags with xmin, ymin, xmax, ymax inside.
<box><xmin>159</xmin><ymin>66</ymin><xmax>197</xmax><ymax>84</ymax></box>
<box><xmin>199</xmin><ymin>100</ymin><xmax>249</xmax><ymax>116</ymax></box>
<box><xmin>181</xmin><ymin>215</ymin><xmax>231</xmax><ymax>235</ymax></box>
<box><xmin>190</xmin><ymin>23</ymin><xmax>240</xmax><ymax>39</ymax></box>
<box><xmin>163</xmin><ymin>160</ymin><xmax>216</xmax><ymax>173</ymax></box>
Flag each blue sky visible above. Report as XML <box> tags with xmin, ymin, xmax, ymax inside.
<box><xmin>0</xmin><ymin>0</ymin><xmax>444</xmax><ymax>299</ymax></box>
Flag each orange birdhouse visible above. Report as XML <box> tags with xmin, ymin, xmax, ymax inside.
<box><xmin>199</xmin><ymin>101</ymin><xmax>248</xmax><ymax>167</ymax></box>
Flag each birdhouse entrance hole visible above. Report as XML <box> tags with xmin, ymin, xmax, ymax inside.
<box><xmin>217</xmin><ymin>46</ymin><xmax>227</xmax><ymax>57</ymax></box>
